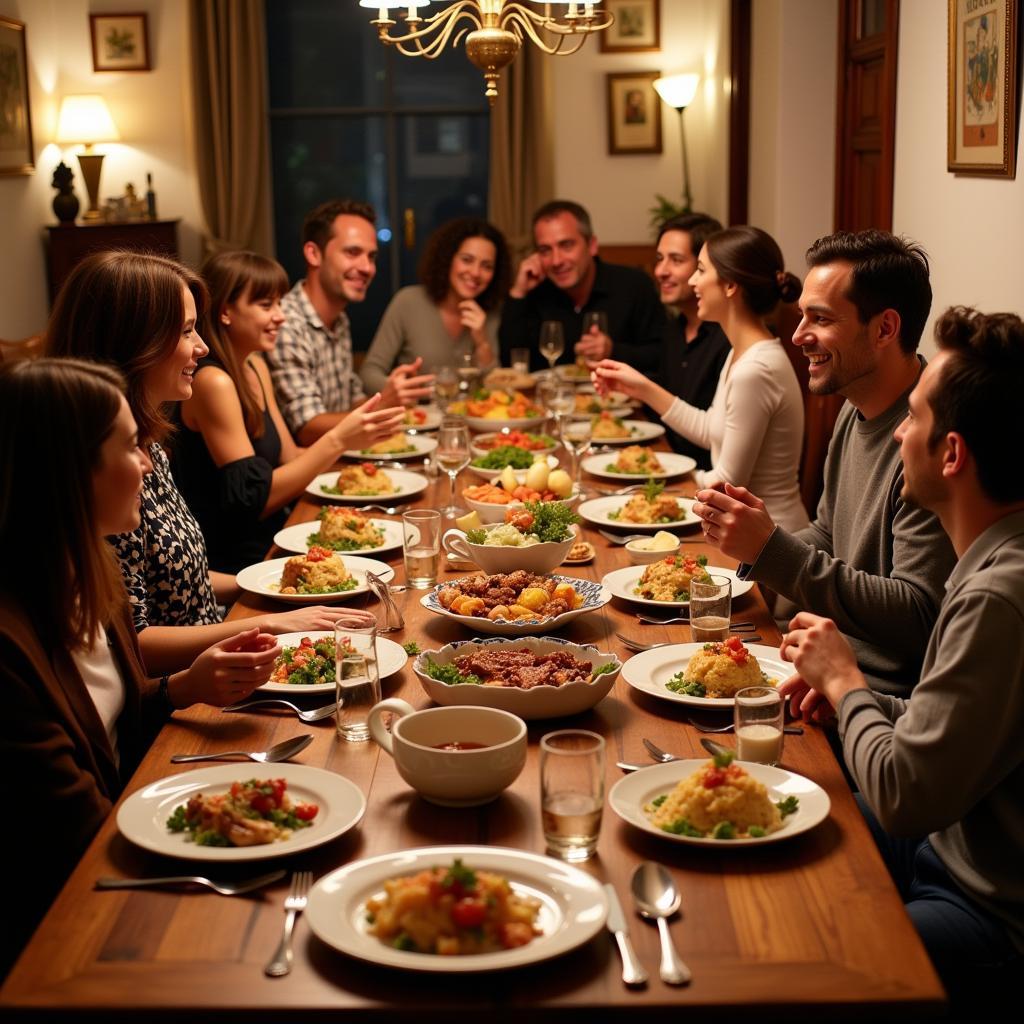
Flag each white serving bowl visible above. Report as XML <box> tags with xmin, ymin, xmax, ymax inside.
<box><xmin>463</xmin><ymin>487</ymin><xmax>581</xmax><ymax>524</ymax></box>
<box><xmin>470</xmin><ymin>430</ymin><xmax>559</xmax><ymax>458</ymax></box>
<box><xmin>442</xmin><ymin>524</ymin><xmax>576</xmax><ymax>575</ymax></box>
<box><xmin>624</xmin><ymin>537</ymin><xmax>682</xmax><ymax>565</ymax></box>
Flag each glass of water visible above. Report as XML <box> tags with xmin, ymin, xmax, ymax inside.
<box><xmin>561</xmin><ymin>416</ymin><xmax>592</xmax><ymax>486</ymax></box>
<box><xmin>402</xmin><ymin>509</ymin><xmax>441</xmax><ymax>589</ymax></box>
<box><xmin>540</xmin><ymin>729</ymin><xmax>605</xmax><ymax>862</ymax></box>
<box><xmin>335</xmin><ymin>623</ymin><xmax>380</xmax><ymax>743</ymax></box>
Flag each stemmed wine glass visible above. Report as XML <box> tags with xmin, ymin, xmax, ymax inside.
<box><xmin>548</xmin><ymin>382</ymin><xmax>576</xmax><ymax>436</ymax></box>
<box><xmin>539</xmin><ymin>321</ymin><xmax>565</xmax><ymax>373</ymax></box>
<box><xmin>561</xmin><ymin>416</ymin><xmax>593</xmax><ymax>489</ymax></box>
<box><xmin>435</xmin><ymin>366</ymin><xmax>459</xmax><ymax>408</ymax></box>
<box><xmin>436</xmin><ymin>417</ymin><xmax>471</xmax><ymax>518</ymax></box>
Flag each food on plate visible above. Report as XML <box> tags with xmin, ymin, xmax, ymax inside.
<box><xmin>423</xmin><ymin>647</ymin><xmax>616</xmax><ymax>689</ymax></box>
<box><xmin>403</xmin><ymin>407</ymin><xmax>429</xmax><ymax>426</ymax></box>
<box><xmin>591</xmin><ymin>411</ymin><xmax>633</xmax><ymax>440</ymax></box>
<box><xmin>558</xmin><ymin>360</ymin><xmax>590</xmax><ymax>380</ymax></box>
<box><xmin>473</xmin><ymin>523</ymin><xmax>541</xmax><ymax>548</ymax></box>
<box><xmin>608</xmin><ymin>480</ymin><xmax>685</xmax><ymax>524</ymax></box>
<box><xmin>360</xmin><ymin>433</ymin><xmax>416</xmax><ymax>455</ymax></box>
<box><xmin>564</xmin><ymin>540</ymin><xmax>595</xmax><ymax>562</ymax></box>
<box><xmin>606</xmin><ymin>445</ymin><xmax>663</xmax><ymax>475</ymax></box>
<box><xmin>665</xmin><ymin>637</ymin><xmax>771</xmax><ymax>699</ymax></box>
<box><xmin>574</xmin><ymin>391</ymin><xmax>629</xmax><ymax>414</ymax></box>
<box><xmin>484</xmin><ymin>367</ymin><xmax>534</xmax><ymax>391</ymax></box>
<box><xmin>470</xmin><ymin>444</ymin><xmax>536</xmax><ymax>471</ymax></box>
<box><xmin>473</xmin><ymin>430</ymin><xmax>557</xmax><ymax>452</ymax></box>
<box><xmin>324</xmin><ymin>462</ymin><xmax>396</xmax><ymax>497</ymax></box>
<box><xmin>447</xmin><ymin>388</ymin><xmax>542</xmax><ymax>421</ymax></box>
<box><xmin>365</xmin><ymin>858</ymin><xmax>541</xmax><ymax>954</ymax></box>
<box><xmin>464</xmin><ymin>480</ymin><xmax>569</xmax><ymax>506</ymax></box>
<box><xmin>644</xmin><ymin>750</ymin><xmax>798</xmax><ymax>839</ymax></box>
<box><xmin>269</xmin><ymin>634</ymin><xmax>363</xmax><ymax>686</ymax></box>
<box><xmin>166</xmin><ymin>778</ymin><xmax>319</xmax><ymax>847</ymax></box>
<box><xmin>279</xmin><ymin>547</ymin><xmax>358</xmax><ymax>595</ymax></box>
<box><xmin>545</xmin><ymin>469</ymin><xmax>573</xmax><ymax>498</ymax></box>
<box><xmin>628</xmin><ymin>530</ymin><xmax>679</xmax><ymax>552</ymax></box>
<box><xmin>466</xmin><ymin>502</ymin><xmax>580</xmax><ymax>546</ymax></box>
<box><xmin>306</xmin><ymin>507</ymin><xmax>385</xmax><ymax>552</ymax></box>
<box><xmin>436</xmin><ymin>571</ymin><xmax>584</xmax><ymax>622</ymax></box>
<box><xmin>634</xmin><ymin>553</ymin><xmax>711</xmax><ymax>602</ymax></box>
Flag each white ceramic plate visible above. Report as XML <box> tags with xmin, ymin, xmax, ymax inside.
<box><xmin>589</xmin><ymin>420</ymin><xmax>665</xmax><ymax>446</ymax></box>
<box><xmin>577</xmin><ymin>494</ymin><xmax>699</xmax><ymax>532</ymax></box>
<box><xmin>464</xmin><ymin>413</ymin><xmax>548</xmax><ymax>433</ymax></box>
<box><xmin>554</xmin><ymin>363</ymin><xmax>593</xmax><ymax>383</ymax></box>
<box><xmin>343</xmin><ymin>435</ymin><xmax>437</xmax><ymax>461</ymax></box>
<box><xmin>306</xmin><ymin>468</ymin><xmax>428</xmax><ymax>503</ymax></box>
<box><xmin>260</xmin><ymin>631</ymin><xmax>408</xmax><ymax>694</ymax></box>
<box><xmin>609</xmin><ymin>761</ymin><xmax>830</xmax><ymax>847</ymax></box>
<box><xmin>304</xmin><ymin>845</ymin><xmax>608</xmax><ymax>972</ymax></box>
<box><xmin>236</xmin><ymin>555</ymin><xmax>395</xmax><ymax>604</ymax></box>
<box><xmin>462</xmin><ymin>487</ymin><xmax>581</xmax><ymax>525</ymax></box>
<box><xmin>467</xmin><ymin>453</ymin><xmax>560</xmax><ymax>482</ymax></box>
<box><xmin>403</xmin><ymin>405</ymin><xmax>443</xmax><ymax>431</ymax></box>
<box><xmin>273</xmin><ymin>517</ymin><xmax>403</xmax><ymax>556</ymax></box>
<box><xmin>581</xmin><ymin>451</ymin><xmax>697</xmax><ymax>481</ymax></box>
<box><xmin>116</xmin><ymin>763</ymin><xmax>366</xmax><ymax>862</ymax></box>
<box><xmin>470</xmin><ymin>431</ymin><xmax>559</xmax><ymax>458</ymax></box>
<box><xmin>602</xmin><ymin>565</ymin><xmax>753</xmax><ymax>610</ymax></box>
<box><xmin>421</xmin><ymin>575</ymin><xmax>611</xmax><ymax>636</ymax></box>
<box><xmin>413</xmin><ymin>636</ymin><xmax>621</xmax><ymax>719</ymax></box>
<box><xmin>621</xmin><ymin>643</ymin><xmax>787</xmax><ymax>708</ymax></box>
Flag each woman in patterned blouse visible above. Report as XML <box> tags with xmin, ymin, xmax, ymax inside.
<box><xmin>45</xmin><ymin>251</ymin><xmax>373</xmax><ymax>675</ymax></box>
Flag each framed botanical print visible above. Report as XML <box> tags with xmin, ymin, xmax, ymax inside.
<box><xmin>600</xmin><ymin>0</ymin><xmax>661</xmax><ymax>54</ymax></box>
<box><xmin>90</xmin><ymin>13</ymin><xmax>151</xmax><ymax>72</ymax></box>
<box><xmin>606</xmin><ymin>71</ymin><xmax>662</xmax><ymax>155</ymax></box>
<box><xmin>947</xmin><ymin>0</ymin><xmax>1018</xmax><ymax>177</ymax></box>
<box><xmin>0</xmin><ymin>16</ymin><xmax>34</xmax><ymax>176</ymax></box>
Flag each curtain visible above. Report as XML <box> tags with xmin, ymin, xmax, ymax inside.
<box><xmin>189</xmin><ymin>0</ymin><xmax>273</xmax><ymax>256</ymax></box>
<box><xmin>488</xmin><ymin>44</ymin><xmax>554</xmax><ymax>255</ymax></box>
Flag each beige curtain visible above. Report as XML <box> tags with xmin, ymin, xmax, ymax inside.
<box><xmin>189</xmin><ymin>0</ymin><xmax>274</xmax><ymax>256</ymax></box>
<box><xmin>488</xmin><ymin>45</ymin><xmax>554</xmax><ymax>255</ymax></box>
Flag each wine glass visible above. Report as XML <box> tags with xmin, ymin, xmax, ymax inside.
<box><xmin>539</xmin><ymin>321</ymin><xmax>565</xmax><ymax>373</ymax></box>
<box><xmin>561</xmin><ymin>416</ymin><xmax>593</xmax><ymax>488</ymax></box>
<box><xmin>435</xmin><ymin>366</ymin><xmax>459</xmax><ymax>407</ymax></box>
<box><xmin>436</xmin><ymin>417</ymin><xmax>471</xmax><ymax>518</ymax></box>
<box><xmin>547</xmin><ymin>382</ymin><xmax>577</xmax><ymax>448</ymax></box>
<box><xmin>456</xmin><ymin>346</ymin><xmax>480</xmax><ymax>395</ymax></box>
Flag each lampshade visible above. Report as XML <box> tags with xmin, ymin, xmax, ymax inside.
<box><xmin>56</xmin><ymin>95</ymin><xmax>120</xmax><ymax>145</ymax></box>
<box><xmin>653</xmin><ymin>73</ymin><xmax>700</xmax><ymax>111</ymax></box>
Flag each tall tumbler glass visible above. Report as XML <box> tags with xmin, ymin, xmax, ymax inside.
<box><xmin>540</xmin><ymin>729</ymin><xmax>606</xmax><ymax>862</ymax></box>
<box><xmin>335</xmin><ymin>622</ymin><xmax>380</xmax><ymax>743</ymax></box>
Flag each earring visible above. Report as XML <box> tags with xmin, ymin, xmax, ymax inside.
<box><xmin>221</xmin><ymin>315</ymin><xmax>231</xmax><ymax>325</ymax></box>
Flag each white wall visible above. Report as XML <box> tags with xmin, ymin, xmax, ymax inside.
<box><xmin>0</xmin><ymin>0</ymin><xmax>204</xmax><ymax>339</ymax></box>
<box><xmin>550</xmin><ymin>0</ymin><xmax>731</xmax><ymax>243</ymax></box>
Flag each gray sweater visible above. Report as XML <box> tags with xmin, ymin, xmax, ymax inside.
<box><xmin>838</xmin><ymin>509</ymin><xmax>1024</xmax><ymax>952</ymax></box>
<box><xmin>750</xmin><ymin>382</ymin><xmax>956</xmax><ymax>695</ymax></box>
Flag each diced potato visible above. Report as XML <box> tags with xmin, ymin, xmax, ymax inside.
<box><xmin>552</xmin><ymin>583</ymin><xmax>577</xmax><ymax>606</ymax></box>
<box><xmin>518</xmin><ymin>587</ymin><xmax>549</xmax><ymax>610</ymax></box>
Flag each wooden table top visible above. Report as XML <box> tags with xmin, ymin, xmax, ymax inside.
<box><xmin>1</xmin><ymin>443</ymin><xmax>945</xmax><ymax>1020</ymax></box>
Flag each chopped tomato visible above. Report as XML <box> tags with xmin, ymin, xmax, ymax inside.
<box><xmin>361</xmin><ymin>462</ymin><xmax>378</xmax><ymax>475</ymax></box>
<box><xmin>703</xmin><ymin>767</ymin><xmax>726</xmax><ymax>789</ymax></box>
<box><xmin>500</xmin><ymin>922</ymin><xmax>536</xmax><ymax>948</ymax></box>
<box><xmin>451</xmin><ymin>898</ymin><xmax>488</xmax><ymax>929</ymax></box>
<box><xmin>306</xmin><ymin>546</ymin><xmax>330</xmax><ymax>562</ymax></box>
<box><xmin>293</xmin><ymin>802</ymin><xmax>319</xmax><ymax>821</ymax></box>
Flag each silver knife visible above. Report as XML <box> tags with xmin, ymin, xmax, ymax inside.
<box><xmin>604</xmin><ymin>883</ymin><xmax>648</xmax><ymax>986</ymax></box>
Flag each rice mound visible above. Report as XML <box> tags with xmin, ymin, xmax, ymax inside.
<box><xmin>280</xmin><ymin>552</ymin><xmax>352</xmax><ymax>594</ymax></box>
<box><xmin>683</xmin><ymin>644</ymin><xmax>764</xmax><ymax>698</ymax></box>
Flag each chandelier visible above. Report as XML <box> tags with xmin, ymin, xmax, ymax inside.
<box><xmin>359</xmin><ymin>2</ymin><xmax>613</xmax><ymax>104</ymax></box>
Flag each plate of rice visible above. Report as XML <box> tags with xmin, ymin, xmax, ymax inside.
<box><xmin>621</xmin><ymin>642</ymin><xmax>787</xmax><ymax>707</ymax></box>
<box><xmin>577</xmin><ymin>494</ymin><xmax>698</xmax><ymax>532</ymax></box>
<box><xmin>306</xmin><ymin>467</ymin><xmax>429</xmax><ymax>503</ymax></box>
<box><xmin>602</xmin><ymin>564</ymin><xmax>753</xmax><ymax>609</ymax></box>
<box><xmin>343</xmin><ymin>433</ymin><xmax>438</xmax><ymax>461</ymax></box>
<box><xmin>273</xmin><ymin>511</ymin><xmax>403</xmax><ymax>555</ymax></box>
<box><xmin>609</xmin><ymin>757</ymin><xmax>830</xmax><ymax>846</ymax></box>
<box><xmin>236</xmin><ymin>552</ymin><xmax>395</xmax><ymax>604</ymax></box>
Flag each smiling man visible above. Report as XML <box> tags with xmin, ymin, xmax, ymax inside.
<box><xmin>693</xmin><ymin>230</ymin><xmax>957</xmax><ymax>697</ymax></box>
<box><xmin>497</xmin><ymin>199</ymin><xmax>665</xmax><ymax>374</ymax></box>
<box><xmin>267</xmin><ymin>199</ymin><xmax>433</xmax><ymax>445</ymax></box>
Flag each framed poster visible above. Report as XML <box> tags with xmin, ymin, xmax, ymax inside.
<box><xmin>0</xmin><ymin>16</ymin><xmax>33</xmax><ymax>176</ymax></box>
<box><xmin>600</xmin><ymin>0</ymin><xmax>660</xmax><ymax>53</ymax></box>
<box><xmin>90</xmin><ymin>13</ymin><xmax>151</xmax><ymax>72</ymax></box>
<box><xmin>606</xmin><ymin>71</ymin><xmax>662</xmax><ymax>155</ymax></box>
<box><xmin>947</xmin><ymin>0</ymin><xmax>1018</xmax><ymax>177</ymax></box>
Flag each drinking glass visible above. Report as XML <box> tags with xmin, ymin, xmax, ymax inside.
<box><xmin>540</xmin><ymin>730</ymin><xmax>605</xmax><ymax>862</ymax></box>
<box><xmin>435</xmin><ymin>365</ymin><xmax>459</xmax><ymax>407</ymax></box>
<box><xmin>456</xmin><ymin>345</ymin><xmax>480</xmax><ymax>395</ymax></box>
<box><xmin>335</xmin><ymin>623</ymin><xmax>380</xmax><ymax>743</ymax></box>
<box><xmin>581</xmin><ymin>310</ymin><xmax>609</xmax><ymax>336</ymax></box>
<box><xmin>689</xmin><ymin>574</ymin><xmax>732</xmax><ymax>642</ymax></box>
<box><xmin>402</xmin><ymin>509</ymin><xmax>441</xmax><ymax>589</ymax></box>
<box><xmin>734</xmin><ymin>687</ymin><xmax>784</xmax><ymax>765</ymax></box>
<box><xmin>539</xmin><ymin>321</ymin><xmax>565</xmax><ymax>371</ymax></box>
<box><xmin>436</xmin><ymin>417</ymin><xmax>471</xmax><ymax>518</ymax></box>
<box><xmin>561</xmin><ymin>416</ymin><xmax>593</xmax><ymax>486</ymax></box>
<box><xmin>510</xmin><ymin>347</ymin><xmax>530</xmax><ymax>374</ymax></box>
<box><xmin>547</xmin><ymin>382</ymin><xmax>576</xmax><ymax>440</ymax></box>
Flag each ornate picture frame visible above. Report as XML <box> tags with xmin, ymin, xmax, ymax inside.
<box><xmin>606</xmin><ymin>71</ymin><xmax>662</xmax><ymax>156</ymax></box>
<box><xmin>600</xmin><ymin>0</ymin><xmax>661</xmax><ymax>54</ymax></box>
<box><xmin>0</xmin><ymin>16</ymin><xmax>34</xmax><ymax>176</ymax></box>
<box><xmin>90</xmin><ymin>12</ymin><xmax>151</xmax><ymax>72</ymax></box>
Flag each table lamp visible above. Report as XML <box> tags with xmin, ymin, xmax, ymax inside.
<box><xmin>55</xmin><ymin>95</ymin><xmax>120</xmax><ymax>221</ymax></box>
<box><xmin>653</xmin><ymin>73</ymin><xmax>700</xmax><ymax>214</ymax></box>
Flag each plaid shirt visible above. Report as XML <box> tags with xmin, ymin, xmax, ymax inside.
<box><xmin>266</xmin><ymin>281</ymin><xmax>366</xmax><ymax>435</ymax></box>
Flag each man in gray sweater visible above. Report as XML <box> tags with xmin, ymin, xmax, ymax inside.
<box><xmin>693</xmin><ymin>230</ymin><xmax>956</xmax><ymax>700</ymax></box>
<box><xmin>778</xmin><ymin>306</ymin><xmax>1024</xmax><ymax>996</ymax></box>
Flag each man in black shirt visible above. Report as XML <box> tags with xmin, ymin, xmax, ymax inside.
<box><xmin>655</xmin><ymin>213</ymin><xmax>730</xmax><ymax>469</ymax></box>
<box><xmin>498</xmin><ymin>200</ymin><xmax>665</xmax><ymax>374</ymax></box>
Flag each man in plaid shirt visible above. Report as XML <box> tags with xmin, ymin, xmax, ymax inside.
<box><xmin>267</xmin><ymin>199</ymin><xmax>434</xmax><ymax>445</ymax></box>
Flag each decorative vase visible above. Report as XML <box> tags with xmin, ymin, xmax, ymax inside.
<box><xmin>51</xmin><ymin>161</ymin><xmax>80</xmax><ymax>224</ymax></box>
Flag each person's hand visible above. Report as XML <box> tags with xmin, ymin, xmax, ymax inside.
<box><xmin>170</xmin><ymin>628</ymin><xmax>282</xmax><ymax>708</ymax></box>
<box><xmin>778</xmin><ymin>612</ymin><xmax>867</xmax><ymax>713</ymax></box>
<box><xmin>510</xmin><ymin>252</ymin><xmax>543</xmax><ymax>299</ymax></box>
<box><xmin>380</xmin><ymin>356</ymin><xmax>435</xmax><ymax>408</ymax></box>
<box><xmin>692</xmin><ymin>483</ymin><xmax>776</xmax><ymax>562</ymax></box>
<box><xmin>589</xmin><ymin>359</ymin><xmax>652</xmax><ymax>403</ymax></box>
<box><xmin>458</xmin><ymin>299</ymin><xmax>487</xmax><ymax>336</ymax></box>
<box><xmin>777</xmin><ymin>673</ymin><xmax>835</xmax><ymax>724</ymax></box>
<box><xmin>265</xmin><ymin>606</ymin><xmax>377</xmax><ymax>634</ymax></box>
<box><xmin>331</xmin><ymin>392</ymin><xmax>406</xmax><ymax>449</ymax></box>
<box><xmin>574</xmin><ymin>326</ymin><xmax>613</xmax><ymax>362</ymax></box>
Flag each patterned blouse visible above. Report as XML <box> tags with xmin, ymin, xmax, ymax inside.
<box><xmin>109</xmin><ymin>443</ymin><xmax>221</xmax><ymax>631</ymax></box>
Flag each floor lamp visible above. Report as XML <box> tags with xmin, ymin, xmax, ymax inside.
<box><xmin>56</xmin><ymin>95</ymin><xmax>120</xmax><ymax>221</ymax></box>
<box><xmin>653</xmin><ymin>73</ymin><xmax>700</xmax><ymax>214</ymax></box>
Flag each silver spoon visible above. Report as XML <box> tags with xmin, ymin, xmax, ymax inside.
<box><xmin>95</xmin><ymin>870</ymin><xmax>286</xmax><ymax>896</ymax></box>
<box><xmin>220</xmin><ymin>698</ymin><xmax>339</xmax><ymax>722</ymax></box>
<box><xmin>643</xmin><ymin>738</ymin><xmax>679</xmax><ymax>763</ymax></box>
<box><xmin>170</xmin><ymin>734</ymin><xmax>313</xmax><ymax>764</ymax></box>
<box><xmin>630</xmin><ymin>863</ymin><xmax>691</xmax><ymax>986</ymax></box>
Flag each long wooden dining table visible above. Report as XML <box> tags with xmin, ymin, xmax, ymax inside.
<box><xmin>1</xmin><ymin>431</ymin><xmax>946</xmax><ymax>1021</ymax></box>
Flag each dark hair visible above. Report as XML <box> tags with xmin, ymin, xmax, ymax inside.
<box><xmin>928</xmin><ymin>306</ymin><xmax>1024</xmax><ymax>503</ymax></box>
<box><xmin>418</xmin><ymin>218</ymin><xmax>511</xmax><ymax>312</ymax></box>
<box><xmin>45</xmin><ymin>251</ymin><xmax>208</xmax><ymax>445</ymax></box>
<box><xmin>657</xmin><ymin>213</ymin><xmax>724</xmax><ymax>260</ymax></box>
<box><xmin>704</xmin><ymin>226</ymin><xmax>801</xmax><ymax>315</ymax></box>
<box><xmin>302</xmin><ymin>199</ymin><xmax>377</xmax><ymax>252</ymax></box>
<box><xmin>805</xmin><ymin>230</ymin><xmax>932</xmax><ymax>354</ymax></box>
<box><xmin>532</xmin><ymin>199</ymin><xmax>593</xmax><ymax>240</ymax></box>
<box><xmin>201</xmin><ymin>251</ymin><xmax>290</xmax><ymax>438</ymax></box>
<box><xmin>0</xmin><ymin>358</ymin><xmax>128</xmax><ymax>649</ymax></box>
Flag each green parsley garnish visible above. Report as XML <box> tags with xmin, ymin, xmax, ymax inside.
<box><xmin>650</xmin><ymin>794</ymin><xmax>668</xmax><ymax>808</ymax></box>
<box><xmin>464</xmin><ymin>528</ymin><xmax>487</xmax><ymax>544</ymax></box>
<box><xmin>423</xmin><ymin>657</ymin><xmax>482</xmax><ymax>686</ymax></box>
<box><xmin>520</xmin><ymin>500</ymin><xmax>581</xmax><ymax>543</ymax></box>
<box><xmin>711</xmin><ymin>821</ymin><xmax>737</xmax><ymax>840</ymax></box>
<box><xmin>776</xmin><ymin>796</ymin><xmax>800</xmax><ymax>817</ymax></box>
<box><xmin>666</xmin><ymin>673</ymin><xmax>706</xmax><ymax>697</ymax></box>
<box><xmin>661</xmin><ymin>818</ymin><xmax>703</xmax><ymax>837</ymax></box>
<box><xmin>442</xmin><ymin>858</ymin><xmax>477</xmax><ymax>891</ymax></box>
<box><xmin>712</xmin><ymin>749</ymin><xmax>736</xmax><ymax>769</ymax></box>
<box><xmin>470</xmin><ymin>445</ymin><xmax>535</xmax><ymax>470</ymax></box>
<box><xmin>402</xmin><ymin>641</ymin><xmax>421</xmax><ymax>655</ymax></box>
<box><xmin>591</xmin><ymin>661</ymin><xmax>618</xmax><ymax>676</ymax></box>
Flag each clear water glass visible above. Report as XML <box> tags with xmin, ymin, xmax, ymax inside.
<box><xmin>335</xmin><ymin>623</ymin><xmax>380</xmax><ymax>743</ymax></box>
<box><xmin>540</xmin><ymin>729</ymin><xmax>605</xmax><ymax>862</ymax></box>
<box><xmin>436</xmin><ymin>417</ymin><xmax>471</xmax><ymax>517</ymax></box>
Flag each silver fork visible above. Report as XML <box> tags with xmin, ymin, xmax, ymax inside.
<box><xmin>686</xmin><ymin>718</ymin><xmax>804</xmax><ymax>735</ymax></box>
<box><xmin>264</xmin><ymin>870</ymin><xmax>312</xmax><ymax>977</ymax></box>
<box><xmin>353</xmin><ymin>503</ymin><xmax>408</xmax><ymax>515</ymax></box>
<box><xmin>96</xmin><ymin>870</ymin><xmax>285</xmax><ymax>896</ymax></box>
<box><xmin>221</xmin><ymin>698</ymin><xmax>339</xmax><ymax>723</ymax></box>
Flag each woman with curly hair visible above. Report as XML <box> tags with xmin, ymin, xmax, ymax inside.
<box><xmin>359</xmin><ymin>217</ymin><xmax>511</xmax><ymax>391</ymax></box>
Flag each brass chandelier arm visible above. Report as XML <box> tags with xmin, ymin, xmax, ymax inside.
<box><xmin>502</xmin><ymin>7</ymin><xmax>596</xmax><ymax>55</ymax></box>
<box><xmin>392</xmin><ymin>8</ymin><xmax>483</xmax><ymax>59</ymax></box>
<box><xmin>502</xmin><ymin>2</ymin><xmax>613</xmax><ymax>41</ymax></box>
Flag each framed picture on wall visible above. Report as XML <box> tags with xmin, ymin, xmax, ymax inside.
<box><xmin>606</xmin><ymin>71</ymin><xmax>662</xmax><ymax>155</ymax></box>
<box><xmin>90</xmin><ymin>13</ymin><xmax>151</xmax><ymax>72</ymax></box>
<box><xmin>947</xmin><ymin>0</ymin><xmax>1017</xmax><ymax>177</ymax></box>
<box><xmin>0</xmin><ymin>16</ymin><xmax>34</xmax><ymax>176</ymax></box>
<box><xmin>600</xmin><ymin>0</ymin><xmax>660</xmax><ymax>53</ymax></box>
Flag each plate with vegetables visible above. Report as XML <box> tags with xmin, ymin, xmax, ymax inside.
<box><xmin>468</xmin><ymin>449</ymin><xmax>560</xmax><ymax>482</ymax></box>
<box><xmin>116</xmin><ymin>763</ymin><xmax>366</xmax><ymax>862</ymax></box>
<box><xmin>609</xmin><ymin>755</ymin><xmax>829</xmax><ymax>846</ymax></box>
<box><xmin>413</xmin><ymin>636</ymin><xmax>621</xmax><ymax>719</ymax></box>
<box><xmin>470</xmin><ymin>430</ymin><xmax>559</xmax><ymax>457</ymax></box>
<box><xmin>259</xmin><ymin>632</ymin><xmax>409</xmax><ymax>695</ymax></box>
<box><xmin>602</xmin><ymin>564</ymin><xmax>753</xmax><ymax>609</ymax></box>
